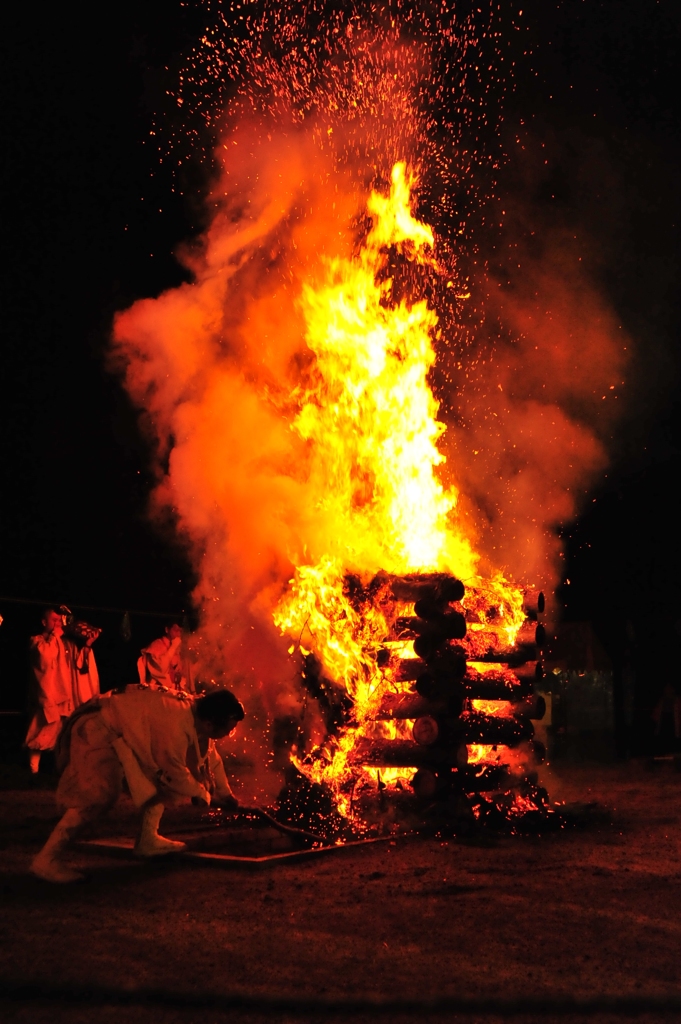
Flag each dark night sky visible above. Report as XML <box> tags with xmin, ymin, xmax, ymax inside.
<box><xmin>1</xmin><ymin>2</ymin><xmax>680</xmax><ymax>702</ymax></box>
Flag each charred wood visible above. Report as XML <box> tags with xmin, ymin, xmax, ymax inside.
<box><xmin>410</xmin><ymin>768</ymin><xmax>438</xmax><ymax>799</ymax></box>
<box><xmin>408</xmin><ymin>764</ymin><xmax>512</xmax><ymax>798</ymax></box>
<box><xmin>395</xmin><ymin>657</ymin><xmax>427</xmax><ymax>681</ymax></box>
<box><xmin>460</xmin><ymin>711</ymin><xmax>534</xmax><ymax>746</ymax></box>
<box><xmin>512</xmin><ymin>661</ymin><xmax>545</xmax><ymax>683</ymax></box>
<box><xmin>414</xmin><ymin>597</ymin><xmax>450</xmax><ymax>620</ymax></box>
<box><xmin>397</xmin><ymin>645</ymin><xmax>466</xmax><ymax>689</ymax></box>
<box><xmin>458</xmin><ymin>763</ymin><xmax>540</xmax><ymax>792</ymax></box>
<box><xmin>372</xmin><ymin>571</ymin><xmax>465</xmax><ymax>604</ymax></box>
<box><xmin>351</xmin><ymin>738</ymin><xmax>469</xmax><ymax>768</ymax></box>
<box><xmin>413</xmin><ymin>634</ymin><xmax>445</xmax><ymax>660</ymax></box>
<box><xmin>523</xmin><ymin>591</ymin><xmax>545</xmax><ymax>619</ymax></box>
<box><xmin>512</xmin><ymin>694</ymin><xmax>546</xmax><ymax>720</ymax></box>
<box><xmin>410</xmin><ymin>761</ymin><xmax>541</xmax><ymax>799</ymax></box>
<box><xmin>474</xmin><ymin>642</ymin><xmax>539</xmax><ymax>666</ymax></box>
<box><xmin>378</xmin><ymin>688</ymin><xmax>527</xmax><ymax>719</ymax></box>
<box><xmin>462</xmin><ymin>673</ymin><xmax>533</xmax><ymax>701</ymax></box>
<box><xmin>392</xmin><ymin>611</ymin><xmax>467</xmax><ymax>641</ymax></box>
<box><xmin>514</xmin><ymin>620</ymin><xmax>539</xmax><ymax>647</ymax></box>
<box><xmin>459</xmin><ymin>764</ymin><xmax>513</xmax><ymax>793</ymax></box>
<box><xmin>415</xmin><ymin>674</ymin><xmax>465</xmax><ymax>711</ymax></box>
<box><xmin>394</xmin><ymin>661</ymin><xmax>537</xmax><ymax>697</ymax></box>
<box><xmin>300</xmin><ymin>654</ymin><xmax>353</xmax><ymax>734</ymax></box>
<box><xmin>465</xmin><ymin>623</ymin><xmax>547</xmax><ymax>664</ymax></box>
<box><xmin>412</xmin><ymin>715</ymin><xmax>439</xmax><ymax>746</ymax></box>
<box><xmin>464</xmin><ymin>628</ymin><xmax>527</xmax><ymax>660</ymax></box>
<box><xmin>514</xmin><ymin>621</ymin><xmax>548</xmax><ymax>649</ymax></box>
<box><xmin>376</xmin><ymin>692</ymin><xmax>447</xmax><ymax>720</ymax></box>
<box><xmin>424</xmin><ymin>645</ymin><xmax>468</xmax><ymax>678</ymax></box>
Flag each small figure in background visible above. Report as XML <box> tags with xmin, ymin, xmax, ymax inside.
<box><xmin>24</xmin><ymin>607</ymin><xmax>101</xmax><ymax>774</ymax></box>
<box><xmin>138</xmin><ymin>620</ymin><xmax>194</xmax><ymax>694</ymax></box>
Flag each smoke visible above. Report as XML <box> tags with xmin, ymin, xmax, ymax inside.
<box><xmin>435</xmin><ymin>194</ymin><xmax>629</xmax><ymax>613</ymax></box>
<box><xmin>112</xmin><ymin>20</ymin><xmax>629</xmax><ymax>790</ymax></box>
<box><xmin>112</xmin><ymin>125</ymin><xmax>369</xmax><ymax>797</ymax></box>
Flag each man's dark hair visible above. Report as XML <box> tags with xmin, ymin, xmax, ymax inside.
<box><xmin>195</xmin><ymin>689</ymin><xmax>245</xmax><ymax>728</ymax></box>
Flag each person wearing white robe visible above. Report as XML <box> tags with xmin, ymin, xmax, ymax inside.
<box><xmin>30</xmin><ymin>687</ymin><xmax>244</xmax><ymax>883</ymax></box>
<box><xmin>138</xmin><ymin>621</ymin><xmax>194</xmax><ymax>693</ymax></box>
<box><xmin>24</xmin><ymin>608</ymin><xmax>100</xmax><ymax>773</ymax></box>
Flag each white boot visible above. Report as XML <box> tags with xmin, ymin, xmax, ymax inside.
<box><xmin>28</xmin><ymin>751</ymin><xmax>41</xmax><ymax>774</ymax></box>
<box><xmin>134</xmin><ymin>801</ymin><xmax>186</xmax><ymax>857</ymax></box>
<box><xmin>31</xmin><ymin>808</ymin><xmax>86</xmax><ymax>883</ymax></box>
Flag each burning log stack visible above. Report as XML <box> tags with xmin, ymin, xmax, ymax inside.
<box><xmin>311</xmin><ymin>572</ymin><xmax>552</xmax><ymax>827</ymax></box>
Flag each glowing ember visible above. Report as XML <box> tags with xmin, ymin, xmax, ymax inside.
<box><xmin>470</xmin><ymin>700</ymin><xmax>514</xmax><ymax>717</ymax></box>
<box><xmin>467</xmin><ymin>744</ymin><xmax>503</xmax><ymax>765</ymax></box>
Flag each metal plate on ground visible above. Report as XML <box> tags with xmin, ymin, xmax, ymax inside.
<box><xmin>77</xmin><ymin>834</ymin><xmax>397</xmax><ymax>867</ymax></box>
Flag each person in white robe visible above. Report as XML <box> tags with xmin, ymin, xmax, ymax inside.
<box><xmin>24</xmin><ymin>608</ymin><xmax>100</xmax><ymax>773</ymax></box>
<box><xmin>30</xmin><ymin>687</ymin><xmax>244</xmax><ymax>883</ymax></box>
<box><xmin>138</xmin><ymin>621</ymin><xmax>194</xmax><ymax>693</ymax></box>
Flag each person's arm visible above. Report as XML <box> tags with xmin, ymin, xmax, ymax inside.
<box><xmin>154</xmin><ymin>715</ymin><xmax>211</xmax><ymax>803</ymax></box>
<box><xmin>157</xmin><ymin>758</ymin><xmax>211</xmax><ymax>802</ymax></box>
<box><xmin>207</xmin><ymin>741</ymin><xmax>237</xmax><ymax>806</ymax></box>
<box><xmin>30</xmin><ymin>635</ymin><xmax>58</xmax><ymax>687</ymax></box>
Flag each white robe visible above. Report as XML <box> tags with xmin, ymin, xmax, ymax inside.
<box><xmin>138</xmin><ymin>636</ymin><xmax>193</xmax><ymax>693</ymax></box>
<box><xmin>99</xmin><ymin>688</ymin><xmax>232</xmax><ymax>805</ymax></box>
<box><xmin>25</xmin><ymin>633</ymin><xmax>100</xmax><ymax>750</ymax></box>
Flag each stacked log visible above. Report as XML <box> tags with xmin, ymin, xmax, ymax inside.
<box><xmin>372</xmin><ymin>572</ymin><xmax>466</xmax><ymax>605</ymax></box>
<box><xmin>355</xmin><ymin>572</ymin><xmax>548</xmax><ymax>809</ymax></box>
<box><xmin>351</xmin><ymin>737</ymin><xmax>470</xmax><ymax>768</ymax></box>
<box><xmin>523</xmin><ymin>590</ymin><xmax>546</xmax><ymax>618</ymax></box>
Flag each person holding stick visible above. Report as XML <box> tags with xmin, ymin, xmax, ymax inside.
<box><xmin>30</xmin><ymin>687</ymin><xmax>244</xmax><ymax>883</ymax></box>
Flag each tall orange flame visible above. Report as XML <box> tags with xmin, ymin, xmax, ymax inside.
<box><xmin>271</xmin><ymin>162</ymin><xmax>524</xmax><ymax>807</ymax></box>
<box><xmin>282</xmin><ymin>162</ymin><xmax>475</xmax><ymax>578</ymax></box>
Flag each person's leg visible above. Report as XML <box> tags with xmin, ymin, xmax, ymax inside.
<box><xmin>31</xmin><ymin>808</ymin><xmax>93</xmax><ymax>883</ymax></box>
<box><xmin>134</xmin><ymin>799</ymin><xmax>187</xmax><ymax>857</ymax></box>
<box><xmin>31</xmin><ymin>713</ymin><xmax>121</xmax><ymax>883</ymax></box>
<box><xmin>25</xmin><ymin>714</ymin><xmax>62</xmax><ymax>775</ymax></box>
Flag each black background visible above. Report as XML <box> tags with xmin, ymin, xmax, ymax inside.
<box><xmin>1</xmin><ymin>2</ymin><xmax>680</xmax><ymax>742</ymax></box>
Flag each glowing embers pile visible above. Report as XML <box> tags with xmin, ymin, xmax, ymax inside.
<box><xmin>290</xmin><ymin>572</ymin><xmax>549</xmax><ymax>831</ymax></box>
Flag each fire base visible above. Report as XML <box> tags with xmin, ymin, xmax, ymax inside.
<box><xmin>285</xmin><ymin>572</ymin><xmax>557</xmax><ymax>832</ymax></box>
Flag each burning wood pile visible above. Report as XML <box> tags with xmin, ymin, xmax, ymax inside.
<box><xmin>281</xmin><ymin>571</ymin><xmax>551</xmax><ymax>834</ymax></box>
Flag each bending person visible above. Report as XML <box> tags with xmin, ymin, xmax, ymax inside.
<box><xmin>31</xmin><ymin>687</ymin><xmax>244</xmax><ymax>883</ymax></box>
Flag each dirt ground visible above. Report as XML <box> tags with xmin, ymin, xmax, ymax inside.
<box><xmin>0</xmin><ymin>760</ymin><xmax>680</xmax><ymax>1024</ymax></box>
